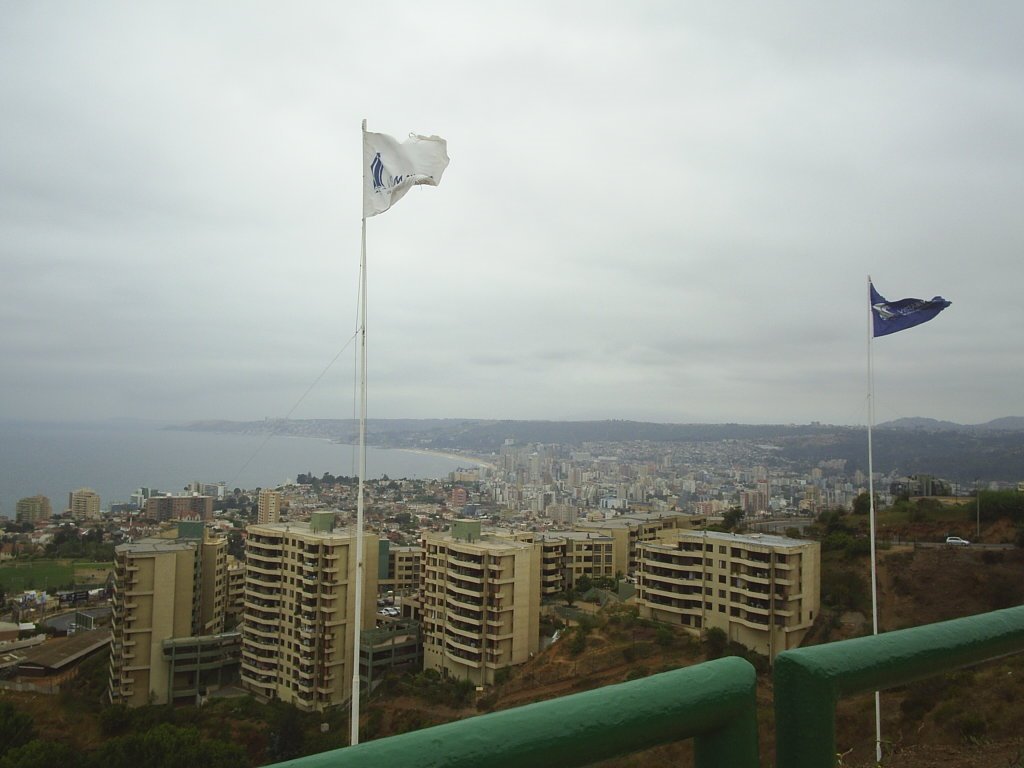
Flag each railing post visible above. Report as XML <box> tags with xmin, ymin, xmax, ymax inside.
<box><xmin>774</xmin><ymin>605</ymin><xmax>1024</xmax><ymax>768</ymax></box>
<box><xmin>267</xmin><ymin>655</ymin><xmax>758</xmax><ymax>768</ymax></box>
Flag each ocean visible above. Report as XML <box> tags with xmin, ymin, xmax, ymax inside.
<box><xmin>0</xmin><ymin>420</ymin><xmax>477</xmax><ymax>517</ymax></box>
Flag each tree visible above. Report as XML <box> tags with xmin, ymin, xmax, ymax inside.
<box><xmin>0</xmin><ymin>701</ymin><xmax>35</xmax><ymax>757</ymax></box>
<box><xmin>266</xmin><ymin>703</ymin><xmax>305</xmax><ymax>762</ymax></box>
<box><xmin>0</xmin><ymin>740</ymin><xmax>77</xmax><ymax>768</ymax></box>
<box><xmin>852</xmin><ymin>492</ymin><xmax>872</xmax><ymax>515</ymax></box>
<box><xmin>703</xmin><ymin>626</ymin><xmax>728</xmax><ymax>659</ymax></box>
<box><xmin>722</xmin><ymin>507</ymin><xmax>744</xmax><ymax>531</ymax></box>
<box><xmin>95</xmin><ymin>723</ymin><xmax>247</xmax><ymax>768</ymax></box>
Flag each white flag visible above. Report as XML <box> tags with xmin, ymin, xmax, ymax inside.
<box><xmin>362</xmin><ymin>130</ymin><xmax>449</xmax><ymax>218</ymax></box>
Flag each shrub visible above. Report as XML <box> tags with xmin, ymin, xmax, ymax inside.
<box><xmin>981</xmin><ymin>549</ymin><xmax>1004</xmax><ymax>565</ymax></box>
<box><xmin>956</xmin><ymin>713</ymin><xmax>987</xmax><ymax>743</ymax></box>
<box><xmin>568</xmin><ymin>630</ymin><xmax>587</xmax><ymax>656</ymax></box>
<box><xmin>655</xmin><ymin>625</ymin><xmax>675</xmax><ymax>647</ymax></box>
<box><xmin>703</xmin><ymin>627</ymin><xmax>727</xmax><ymax>659</ymax></box>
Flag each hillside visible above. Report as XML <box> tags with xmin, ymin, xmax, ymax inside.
<box><xmin>4</xmin><ymin>542</ymin><xmax>1022</xmax><ymax>766</ymax></box>
<box><xmin>176</xmin><ymin>417</ymin><xmax>1024</xmax><ymax>482</ymax></box>
<box><xmin>360</xmin><ymin>544</ymin><xmax>1024</xmax><ymax>767</ymax></box>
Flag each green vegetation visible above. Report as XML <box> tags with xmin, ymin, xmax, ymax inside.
<box><xmin>0</xmin><ymin>560</ymin><xmax>74</xmax><ymax>592</ymax></box>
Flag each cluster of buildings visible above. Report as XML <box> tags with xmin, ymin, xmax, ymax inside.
<box><xmin>15</xmin><ymin>488</ymin><xmax>100</xmax><ymax>525</ymax></box>
<box><xmin>106</xmin><ymin>491</ymin><xmax>820</xmax><ymax>709</ymax></box>
<box><xmin>11</xmin><ymin>439</ymin><xmax>854</xmax><ymax>713</ymax></box>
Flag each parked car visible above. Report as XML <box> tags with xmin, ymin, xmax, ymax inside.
<box><xmin>945</xmin><ymin>536</ymin><xmax>970</xmax><ymax>547</ymax></box>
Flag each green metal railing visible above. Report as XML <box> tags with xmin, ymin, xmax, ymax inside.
<box><xmin>774</xmin><ymin>605</ymin><xmax>1024</xmax><ymax>768</ymax></box>
<box><xmin>264</xmin><ymin>606</ymin><xmax>1024</xmax><ymax>768</ymax></box>
<box><xmin>267</xmin><ymin>655</ymin><xmax>759</xmax><ymax>768</ymax></box>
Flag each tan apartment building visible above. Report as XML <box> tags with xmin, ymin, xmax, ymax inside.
<box><xmin>378</xmin><ymin>542</ymin><xmax>422</xmax><ymax>595</ymax></box>
<box><xmin>15</xmin><ymin>495</ymin><xmax>51</xmax><ymax>525</ymax></box>
<box><xmin>108</xmin><ymin>524</ymin><xmax>232</xmax><ymax>706</ymax></box>
<box><xmin>421</xmin><ymin>520</ymin><xmax>540</xmax><ymax>685</ymax></box>
<box><xmin>508</xmin><ymin>531</ymin><xmax>617</xmax><ymax>596</ymax></box>
<box><xmin>143</xmin><ymin>494</ymin><xmax>214</xmax><ymax>522</ymax></box>
<box><xmin>240</xmin><ymin>512</ymin><xmax>379</xmax><ymax>712</ymax></box>
<box><xmin>69</xmin><ymin>488</ymin><xmax>101</xmax><ymax>521</ymax></box>
<box><xmin>575</xmin><ymin>511</ymin><xmax>699</xmax><ymax>574</ymax></box>
<box><xmin>636</xmin><ymin>530</ymin><xmax>820</xmax><ymax>659</ymax></box>
<box><xmin>226</xmin><ymin>555</ymin><xmax>246</xmax><ymax>621</ymax></box>
<box><xmin>257</xmin><ymin>489</ymin><xmax>282</xmax><ymax>525</ymax></box>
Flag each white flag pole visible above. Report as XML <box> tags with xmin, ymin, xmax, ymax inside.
<box><xmin>350</xmin><ymin>118</ymin><xmax>368</xmax><ymax>746</ymax></box>
<box><xmin>867</xmin><ymin>275</ymin><xmax>882</xmax><ymax>763</ymax></box>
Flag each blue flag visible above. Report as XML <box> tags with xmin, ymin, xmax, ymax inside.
<box><xmin>870</xmin><ymin>283</ymin><xmax>951</xmax><ymax>337</ymax></box>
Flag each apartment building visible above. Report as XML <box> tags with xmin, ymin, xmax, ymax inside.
<box><xmin>257</xmin><ymin>489</ymin><xmax>282</xmax><ymax>525</ymax></box>
<box><xmin>225</xmin><ymin>555</ymin><xmax>245</xmax><ymax>620</ymax></box>
<box><xmin>240</xmin><ymin>512</ymin><xmax>379</xmax><ymax>712</ymax></box>
<box><xmin>420</xmin><ymin>520</ymin><xmax>540</xmax><ymax>685</ymax></box>
<box><xmin>69</xmin><ymin>488</ymin><xmax>101</xmax><ymax>521</ymax></box>
<box><xmin>575</xmin><ymin>511</ymin><xmax>699</xmax><ymax>574</ymax></box>
<box><xmin>108</xmin><ymin>524</ymin><xmax>232</xmax><ymax>706</ymax></box>
<box><xmin>509</xmin><ymin>531</ymin><xmax>617</xmax><ymax>596</ymax></box>
<box><xmin>378</xmin><ymin>542</ymin><xmax>422</xmax><ymax>595</ymax></box>
<box><xmin>15</xmin><ymin>495</ymin><xmax>51</xmax><ymax>525</ymax></box>
<box><xmin>636</xmin><ymin>530</ymin><xmax>820</xmax><ymax>659</ymax></box>
<box><xmin>143</xmin><ymin>494</ymin><xmax>214</xmax><ymax>522</ymax></box>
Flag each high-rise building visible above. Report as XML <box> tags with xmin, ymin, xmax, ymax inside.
<box><xmin>15</xmin><ymin>495</ymin><xmax>51</xmax><ymax>525</ymax></box>
<box><xmin>421</xmin><ymin>520</ymin><xmax>540</xmax><ymax>685</ymax></box>
<box><xmin>69</xmin><ymin>488</ymin><xmax>101</xmax><ymax>521</ymax></box>
<box><xmin>504</xmin><ymin>531</ymin><xmax>617</xmax><ymax>596</ymax></box>
<box><xmin>143</xmin><ymin>495</ymin><xmax>214</xmax><ymax>522</ymax></box>
<box><xmin>575</xmin><ymin>511</ymin><xmax>699</xmax><ymax>575</ymax></box>
<box><xmin>240</xmin><ymin>512</ymin><xmax>379</xmax><ymax>712</ymax></box>
<box><xmin>636</xmin><ymin>530</ymin><xmax>820</xmax><ymax>659</ymax></box>
<box><xmin>108</xmin><ymin>524</ymin><xmax>234</xmax><ymax>707</ymax></box>
<box><xmin>257</xmin><ymin>489</ymin><xmax>282</xmax><ymax>525</ymax></box>
<box><xmin>378</xmin><ymin>542</ymin><xmax>422</xmax><ymax>595</ymax></box>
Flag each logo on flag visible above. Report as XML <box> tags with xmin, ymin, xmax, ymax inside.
<box><xmin>363</xmin><ymin>131</ymin><xmax>449</xmax><ymax>218</ymax></box>
<box><xmin>870</xmin><ymin>283</ymin><xmax>951</xmax><ymax>337</ymax></box>
<box><xmin>370</xmin><ymin>153</ymin><xmax>404</xmax><ymax>193</ymax></box>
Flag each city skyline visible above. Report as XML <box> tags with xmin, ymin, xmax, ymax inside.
<box><xmin>3</xmin><ymin>4</ymin><xmax>1023</xmax><ymax>427</ymax></box>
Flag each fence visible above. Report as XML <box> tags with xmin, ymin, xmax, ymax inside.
<box><xmin>267</xmin><ymin>655</ymin><xmax>759</xmax><ymax>768</ymax></box>
<box><xmin>264</xmin><ymin>606</ymin><xmax>1024</xmax><ymax>768</ymax></box>
<box><xmin>774</xmin><ymin>604</ymin><xmax>1024</xmax><ymax>767</ymax></box>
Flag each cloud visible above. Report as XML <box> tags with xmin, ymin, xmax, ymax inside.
<box><xmin>1</xmin><ymin>2</ymin><xmax>1022</xmax><ymax>425</ymax></box>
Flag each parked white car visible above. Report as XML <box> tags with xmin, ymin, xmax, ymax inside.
<box><xmin>945</xmin><ymin>536</ymin><xmax>970</xmax><ymax>547</ymax></box>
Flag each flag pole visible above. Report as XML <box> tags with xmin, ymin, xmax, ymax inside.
<box><xmin>867</xmin><ymin>275</ymin><xmax>882</xmax><ymax>763</ymax></box>
<box><xmin>350</xmin><ymin>118</ymin><xmax>368</xmax><ymax>746</ymax></box>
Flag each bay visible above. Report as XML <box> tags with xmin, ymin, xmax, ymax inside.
<box><xmin>0</xmin><ymin>420</ymin><xmax>476</xmax><ymax>518</ymax></box>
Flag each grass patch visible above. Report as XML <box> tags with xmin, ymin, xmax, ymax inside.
<box><xmin>0</xmin><ymin>560</ymin><xmax>74</xmax><ymax>592</ymax></box>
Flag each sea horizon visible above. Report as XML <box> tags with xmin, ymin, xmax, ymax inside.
<box><xmin>0</xmin><ymin>419</ymin><xmax>480</xmax><ymax>518</ymax></box>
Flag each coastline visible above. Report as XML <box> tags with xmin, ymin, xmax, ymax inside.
<box><xmin>324</xmin><ymin>440</ymin><xmax>498</xmax><ymax>470</ymax></box>
<box><xmin>397</xmin><ymin>448</ymin><xmax>497</xmax><ymax>470</ymax></box>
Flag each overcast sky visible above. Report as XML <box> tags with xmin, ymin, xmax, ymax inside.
<box><xmin>2</xmin><ymin>2</ymin><xmax>1021</xmax><ymax>427</ymax></box>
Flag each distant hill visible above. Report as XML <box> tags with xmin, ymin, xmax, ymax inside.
<box><xmin>174</xmin><ymin>417</ymin><xmax>1024</xmax><ymax>483</ymax></box>
<box><xmin>879</xmin><ymin>416</ymin><xmax>1024</xmax><ymax>433</ymax></box>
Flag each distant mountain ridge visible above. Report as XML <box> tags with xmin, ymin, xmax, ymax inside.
<box><xmin>879</xmin><ymin>416</ymin><xmax>1024</xmax><ymax>432</ymax></box>
<box><xmin>173</xmin><ymin>417</ymin><xmax>1024</xmax><ymax>483</ymax></box>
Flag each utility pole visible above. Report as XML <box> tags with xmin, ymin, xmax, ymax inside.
<box><xmin>976</xmin><ymin>479</ymin><xmax>981</xmax><ymax>540</ymax></box>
